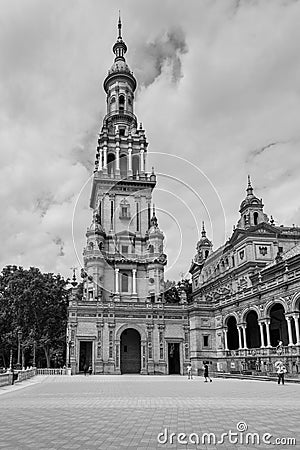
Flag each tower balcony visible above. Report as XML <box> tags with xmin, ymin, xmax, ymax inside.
<box><xmin>94</xmin><ymin>170</ymin><xmax>156</xmax><ymax>183</ymax></box>
<box><xmin>104</xmin><ymin>110</ymin><xmax>137</xmax><ymax>126</ymax></box>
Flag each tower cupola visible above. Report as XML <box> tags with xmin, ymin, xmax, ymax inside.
<box><xmin>237</xmin><ymin>176</ymin><xmax>269</xmax><ymax>229</ymax></box>
<box><xmin>195</xmin><ymin>222</ymin><xmax>212</xmax><ymax>262</ymax></box>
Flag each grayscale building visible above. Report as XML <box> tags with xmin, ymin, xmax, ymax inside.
<box><xmin>189</xmin><ymin>178</ymin><xmax>300</xmax><ymax>376</ymax></box>
<box><xmin>67</xmin><ymin>19</ymin><xmax>189</xmax><ymax>375</ymax></box>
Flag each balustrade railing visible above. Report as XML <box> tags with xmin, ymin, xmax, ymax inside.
<box><xmin>225</xmin><ymin>345</ymin><xmax>299</xmax><ymax>358</ymax></box>
<box><xmin>0</xmin><ymin>367</ymin><xmax>37</xmax><ymax>387</ymax></box>
<box><xmin>37</xmin><ymin>368</ymin><xmax>67</xmax><ymax>375</ymax></box>
<box><xmin>0</xmin><ymin>372</ymin><xmax>12</xmax><ymax>387</ymax></box>
<box><xmin>17</xmin><ymin>368</ymin><xmax>36</xmax><ymax>381</ymax></box>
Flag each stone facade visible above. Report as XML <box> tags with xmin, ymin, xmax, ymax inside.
<box><xmin>67</xmin><ymin>19</ymin><xmax>188</xmax><ymax>375</ymax></box>
<box><xmin>67</xmin><ymin>19</ymin><xmax>300</xmax><ymax>378</ymax></box>
<box><xmin>189</xmin><ymin>178</ymin><xmax>300</xmax><ymax>376</ymax></box>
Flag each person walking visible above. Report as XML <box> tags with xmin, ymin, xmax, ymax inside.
<box><xmin>203</xmin><ymin>363</ymin><xmax>212</xmax><ymax>382</ymax></box>
<box><xmin>187</xmin><ymin>363</ymin><xmax>193</xmax><ymax>380</ymax></box>
<box><xmin>277</xmin><ymin>363</ymin><xmax>286</xmax><ymax>385</ymax></box>
<box><xmin>83</xmin><ymin>363</ymin><xmax>88</xmax><ymax>376</ymax></box>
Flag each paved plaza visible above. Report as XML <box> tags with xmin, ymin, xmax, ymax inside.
<box><xmin>0</xmin><ymin>375</ymin><xmax>299</xmax><ymax>450</ymax></box>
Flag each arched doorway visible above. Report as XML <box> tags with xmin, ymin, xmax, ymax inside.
<box><xmin>246</xmin><ymin>311</ymin><xmax>260</xmax><ymax>348</ymax></box>
<box><xmin>270</xmin><ymin>303</ymin><xmax>288</xmax><ymax>346</ymax></box>
<box><xmin>227</xmin><ymin>316</ymin><xmax>239</xmax><ymax>350</ymax></box>
<box><xmin>120</xmin><ymin>328</ymin><xmax>141</xmax><ymax>374</ymax></box>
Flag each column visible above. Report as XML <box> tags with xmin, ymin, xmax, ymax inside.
<box><xmin>132</xmin><ymin>269</ymin><xmax>137</xmax><ymax>295</ymax></box>
<box><xmin>265</xmin><ymin>320</ymin><xmax>271</xmax><ymax>347</ymax></box>
<box><xmin>242</xmin><ymin>325</ymin><xmax>248</xmax><ymax>349</ymax></box>
<box><xmin>141</xmin><ymin>340</ymin><xmax>147</xmax><ymax>374</ymax></box>
<box><xmin>259</xmin><ymin>322</ymin><xmax>265</xmax><ymax>348</ymax></box>
<box><xmin>128</xmin><ymin>144</ymin><xmax>133</xmax><ymax>177</ymax></box>
<box><xmin>96</xmin><ymin>324</ymin><xmax>103</xmax><ymax>360</ymax></box>
<box><xmin>140</xmin><ymin>147</ymin><xmax>145</xmax><ymax>174</ymax></box>
<box><xmin>293</xmin><ymin>314</ymin><xmax>300</xmax><ymax>345</ymax></box>
<box><xmin>115</xmin><ymin>142</ymin><xmax>120</xmax><ymax>177</ymax></box>
<box><xmin>115</xmin><ymin>268</ymin><xmax>119</xmax><ymax>294</ymax></box>
<box><xmin>103</xmin><ymin>143</ymin><xmax>107</xmax><ymax>173</ymax></box>
<box><xmin>115</xmin><ymin>341</ymin><xmax>120</xmax><ymax>370</ymax></box>
<box><xmin>223</xmin><ymin>328</ymin><xmax>228</xmax><ymax>351</ymax></box>
<box><xmin>144</xmin><ymin>151</ymin><xmax>147</xmax><ymax>174</ymax></box>
<box><xmin>99</xmin><ymin>149</ymin><xmax>103</xmax><ymax>171</ymax></box>
<box><xmin>237</xmin><ymin>326</ymin><xmax>243</xmax><ymax>349</ymax></box>
<box><xmin>286</xmin><ymin>316</ymin><xmax>294</xmax><ymax>346</ymax></box>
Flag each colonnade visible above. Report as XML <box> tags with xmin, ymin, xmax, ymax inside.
<box><xmin>223</xmin><ymin>312</ymin><xmax>300</xmax><ymax>350</ymax></box>
<box><xmin>97</xmin><ymin>143</ymin><xmax>146</xmax><ymax>177</ymax></box>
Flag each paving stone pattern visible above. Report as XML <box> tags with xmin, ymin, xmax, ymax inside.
<box><xmin>0</xmin><ymin>375</ymin><xmax>299</xmax><ymax>450</ymax></box>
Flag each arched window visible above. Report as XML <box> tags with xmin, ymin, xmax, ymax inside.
<box><xmin>205</xmin><ymin>250</ymin><xmax>209</xmax><ymax>259</ymax></box>
<box><xmin>107</xmin><ymin>153</ymin><xmax>115</xmax><ymax>176</ymax></box>
<box><xmin>120</xmin><ymin>154</ymin><xmax>127</xmax><ymax>178</ymax></box>
<box><xmin>132</xmin><ymin>155</ymin><xmax>140</xmax><ymax>178</ymax></box>
<box><xmin>110</xmin><ymin>96</ymin><xmax>116</xmax><ymax>112</ymax></box>
<box><xmin>253</xmin><ymin>212</ymin><xmax>258</xmax><ymax>225</ymax></box>
<box><xmin>119</xmin><ymin>94</ymin><xmax>125</xmax><ymax>112</ymax></box>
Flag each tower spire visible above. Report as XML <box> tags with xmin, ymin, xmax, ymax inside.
<box><xmin>247</xmin><ymin>174</ymin><xmax>253</xmax><ymax>196</ymax></box>
<box><xmin>112</xmin><ymin>12</ymin><xmax>127</xmax><ymax>62</ymax></box>
<box><xmin>201</xmin><ymin>221</ymin><xmax>206</xmax><ymax>238</ymax></box>
<box><xmin>118</xmin><ymin>10</ymin><xmax>122</xmax><ymax>38</ymax></box>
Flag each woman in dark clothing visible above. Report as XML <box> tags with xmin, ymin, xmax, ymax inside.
<box><xmin>203</xmin><ymin>364</ymin><xmax>212</xmax><ymax>382</ymax></box>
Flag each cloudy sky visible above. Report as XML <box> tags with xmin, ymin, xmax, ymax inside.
<box><xmin>1</xmin><ymin>0</ymin><xmax>300</xmax><ymax>282</ymax></box>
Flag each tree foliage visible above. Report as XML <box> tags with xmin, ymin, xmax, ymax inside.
<box><xmin>164</xmin><ymin>279</ymin><xmax>192</xmax><ymax>303</ymax></box>
<box><xmin>0</xmin><ymin>265</ymin><xmax>68</xmax><ymax>368</ymax></box>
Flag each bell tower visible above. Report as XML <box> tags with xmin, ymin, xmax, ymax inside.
<box><xmin>84</xmin><ymin>16</ymin><xmax>166</xmax><ymax>306</ymax></box>
<box><xmin>66</xmin><ymin>18</ymin><xmax>174</xmax><ymax>375</ymax></box>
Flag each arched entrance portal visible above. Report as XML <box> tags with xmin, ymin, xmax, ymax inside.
<box><xmin>120</xmin><ymin>328</ymin><xmax>141</xmax><ymax>374</ymax></box>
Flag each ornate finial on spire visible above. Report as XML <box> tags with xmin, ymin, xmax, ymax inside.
<box><xmin>201</xmin><ymin>221</ymin><xmax>206</xmax><ymax>238</ymax></box>
<box><xmin>112</xmin><ymin>13</ymin><xmax>127</xmax><ymax>62</ymax></box>
<box><xmin>246</xmin><ymin>174</ymin><xmax>253</xmax><ymax>196</ymax></box>
<box><xmin>150</xmin><ymin>204</ymin><xmax>158</xmax><ymax>227</ymax></box>
<box><xmin>118</xmin><ymin>10</ymin><xmax>122</xmax><ymax>38</ymax></box>
<box><xmin>70</xmin><ymin>267</ymin><xmax>78</xmax><ymax>287</ymax></box>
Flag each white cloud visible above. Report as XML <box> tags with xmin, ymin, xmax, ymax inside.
<box><xmin>1</xmin><ymin>0</ymin><xmax>300</xmax><ymax>281</ymax></box>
